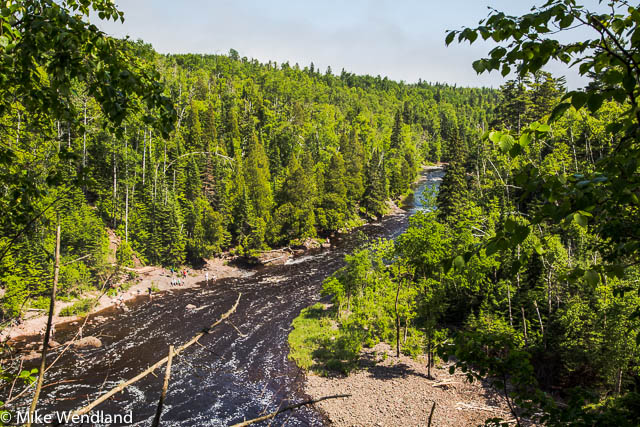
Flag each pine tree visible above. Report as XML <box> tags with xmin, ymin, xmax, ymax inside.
<box><xmin>341</xmin><ymin>130</ymin><xmax>365</xmax><ymax>210</ymax></box>
<box><xmin>390</xmin><ymin>110</ymin><xmax>403</xmax><ymax>150</ymax></box>
<box><xmin>318</xmin><ymin>151</ymin><xmax>349</xmax><ymax>233</ymax></box>
<box><xmin>436</xmin><ymin>138</ymin><xmax>469</xmax><ymax>225</ymax></box>
<box><xmin>272</xmin><ymin>154</ymin><xmax>316</xmax><ymax>244</ymax></box>
<box><xmin>362</xmin><ymin>150</ymin><xmax>388</xmax><ymax>219</ymax></box>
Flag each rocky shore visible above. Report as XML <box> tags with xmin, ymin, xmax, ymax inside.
<box><xmin>305</xmin><ymin>343</ymin><xmax>519</xmax><ymax>426</ymax></box>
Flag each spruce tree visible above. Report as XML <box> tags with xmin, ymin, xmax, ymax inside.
<box><xmin>362</xmin><ymin>151</ymin><xmax>388</xmax><ymax>219</ymax></box>
<box><xmin>436</xmin><ymin>138</ymin><xmax>469</xmax><ymax>225</ymax></box>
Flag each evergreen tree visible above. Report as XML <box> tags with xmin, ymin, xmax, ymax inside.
<box><xmin>317</xmin><ymin>151</ymin><xmax>349</xmax><ymax>233</ymax></box>
<box><xmin>362</xmin><ymin>151</ymin><xmax>388</xmax><ymax>218</ymax></box>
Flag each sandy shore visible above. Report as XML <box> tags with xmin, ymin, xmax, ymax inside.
<box><xmin>0</xmin><ymin>257</ymin><xmax>249</xmax><ymax>341</ymax></box>
<box><xmin>305</xmin><ymin>343</ymin><xmax>521</xmax><ymax>427</ymax></box>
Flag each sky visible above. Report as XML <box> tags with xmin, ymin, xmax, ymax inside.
<box><xmin>95</xmin><ymin>0</ymin><xmax>603</xmax><ymax>89</ymax></box>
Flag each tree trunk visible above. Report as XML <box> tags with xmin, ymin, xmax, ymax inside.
<box><xmin>82</xmin><ymin>99</ymin><xmax>87</xmax><ymax>194</ymax></box>
<box><xmin>521</xmin><ymin>306</ymin><xmax>528</xmax><ymax>346</ymax></box>
<box><xmin>427</xmin><ymin>333</ymin><xmax>433</xmax><ymax>379</ymax></box>
<box><xmin>507</xmin><ymin>281</ymin><xmax>513</xmax><ymax>327</ymax></box>
<box><xmin>15</xmin><ymin>109</ymin><xmax>20</xmax><ymax>147</ymax></box>
<box><xmin>533</xmin><ymin>300</ymin><xmax>545</xmax><ymax>347</ymax></box>
<box><xmin>27</xmin><ymin>215</ymin><xmax>61</xmax><ymax>427</ymax></box>
<box><xmin>124</xmin><ymin>130</ymin><xmax>129</xmax><ymax>243</ymax></box>
<box><xmin>112</xmin><ymin>137</ymin><xmax>117</xmax><ymax>228</ymax></box>
<box><xmin>395</xmin><ymin>281</ymin><xmax>402</xmax><ymax>358</ymax></box>
<box><xmin>142</xmin><ymin>129</ymin><xmax>147</xmax><ymax>186</ymax></box>
<box><xmin>152</xmin><ymin>345</ymin><xmax>174</xmax><ymax>427</ymax></box>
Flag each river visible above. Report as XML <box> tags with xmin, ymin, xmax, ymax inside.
<box><xmin>12</xmin><ymin>167</ymin><xmax>443</xmax><ymax>426</ymax></box>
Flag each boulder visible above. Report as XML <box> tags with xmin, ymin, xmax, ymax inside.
<box><xmin>73</xmin><ymin>336</ymin><xmax>102</xmax><ymax>349</ymax></box>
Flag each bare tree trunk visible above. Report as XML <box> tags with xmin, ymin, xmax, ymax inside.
<box><xmin>112</xmin><ymin>136</ymin><xmax>117</xmax><ymax>228</ymax></box>
<box><xmin>230</xmin><ymin>395</ymin><xmax>350</xmax><ymax>427</ymax></box>
<box><xmin>71</xmin><ymin>294</ymin><xmax>241</xmax><ymax>417</ymax></box>
<box><xmin>395</xmin><ymin>281</ymin><xmax>402</xmax><ymax>358</ymax></box>
<box><xmin>142</xmin><ymin>129</ymin><xmax>147</xmax><ymax>186</ymax></box>
<box><xmin>403</xmin><ymin>319</ymin><xmax>409</xmax><ymax>345</ymax></box>
<box><xmin>125</xmin><ymin>129</ymin><xmax>129</xmax><ymax>243</ymax></box>
<box><xmin>533</xmin><ymin>300</ymin><xmax>545</xmax><ymax>346</ymax></box>
<box><xmin>507</xmin><ymin>282</ymin><xmax>513</xmax><ymax>327</ymax></box>
<box><xmin>152</xmin><ymin>345</ymin><xmax>174</xmax><ymax>427</ymax></box>
<box><xmin>616</xmin><ymin>368</ymin><xmax>623</xmax><ymax>395</ymax></box>
<box><xmin>427</xmin><ymin>335</ymin><xmax>433</xmax><ymax>379</ymax></box>
<box><xmin>521</xmin><ymin>307</ymin><xmax>528</xmax><ymax>346</ymax></box>
<box><xmin>15</xmin><ymin>109</ymin><xmax>20</xmax><ymax>148</ymax></box>
<box><xmin>27</xmin><ymin>215</ymin><xmax>61</xmax><ymax>427</ymax></box>
<box><xmin>82</xmin><ymin>99</ymin><xmax>87</xmax><ymax>194</ymax></box>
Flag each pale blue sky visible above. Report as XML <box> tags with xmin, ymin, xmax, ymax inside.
<box><xmin>96</xmin><ymin>1</ymin><xmax>607</xmax><ymax>88</ymax></box>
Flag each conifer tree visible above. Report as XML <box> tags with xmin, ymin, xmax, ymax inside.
<box><xmin>362</xmin><ymin>151</ymin><xmax>388</xmax><ymax>219</ymax></box>
<box><xmin>272</xmin><ymin>154</ymin><xmax>316</xmax><ymax>244</ymax></box>
<box><xmin>317</xmin><ymin>151</ymin><xmax>349</xmax><ymax>233</ymax></box>
<box><xmin>436</xmin><ymin>138</ymin><xmax>469</xmax><ymax>225</ymax></box>
<box><xmin>340</xmin><ymin>130</ymin><xmax>365</xmax><ymax>210</ymax></box>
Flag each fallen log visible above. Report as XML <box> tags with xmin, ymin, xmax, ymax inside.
<box><xmin>230</xmin><ymin>394</ymin><xmax>351</xmax><ymax>427</ymax></box>
<box><xmin>152</xmin><ymin>345</ymin><xmax>174</xmax><ymax>427</ymax></box>
<box><xmin>68</xmin><ymin>293</ymin><xmax>241</xmax><ymax>418</ymax></box>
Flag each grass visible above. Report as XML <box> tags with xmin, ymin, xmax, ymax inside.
<box><xmin>59</xmin><ymin>298</ymin><xmax>95</xmax><ymax>317</ymax></box>
<box><xmin>288</xmin><ymin>303</ymin><xmax>361</xmax><ymax>375</ymax></box>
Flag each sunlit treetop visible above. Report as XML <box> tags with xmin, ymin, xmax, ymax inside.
<box><xmin>0</xmin><ymin>0</ymin><xmax>176</xmax><ymax>137</ymax></box>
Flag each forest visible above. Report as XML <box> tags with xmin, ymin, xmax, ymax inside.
<box><xmin>2</xmin><ymin>0</ymin><xmax>640</xmax><ymax>426</ymax></box>
<box><xmin>0</xmin><ymin>38</ymin><xmax>497</xmax><ymax>318</ymax></box>
<box><xmin>286</xmin><ymin>1</ymin><xmax>640</xmax><ymax>426</ymax></box>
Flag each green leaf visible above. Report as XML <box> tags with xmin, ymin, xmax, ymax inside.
<box><xmin>489</xmin><ymin>131</ymin><xmax>502</xmax><ymax>143</ymax></box>
<box><xmin>499</xmin><ymin>134</ymin><xmax>515</xmax><ymax>152</ymax></box>
<box><xmin>472</xmin><ymin>60</ymin><xmax>485</xmax><ymax>74</ymax></box>
<box><xmin>537</xmin><ymin>124</ymin><xmax>551</xmax><ymax>132</ymax></box>
<box><xmin>512</xmin><ymin>225</ymin><xmax>530</xmax><ymax>245</ymax></box>
<box><xmin>574</xmin><ymin>212</ymin><xmax>588</xmax><ymax>228</ymax></box>
<box><xmin>519</xmin><ymin>132</ymin><xmax>531</xmax><ymax>146</ymax></box>
<box><xmin>571</xmin><ymin>92</ymin><xmax>588</xmax><ymax>109</ymax></box>
<box><xmin>587</xmin><ymin>93</ymin><xmax>604</xmax><ymax>112</ymax></box>
<box><xmin>445</xmin><ymin>32</ymin><xmax>455</xmax><ymax>46</ymax></box>
<box><xmin>584</xmin><ymin>269</ymin><xmax>599</xmax><ymax>287</ymax></box>
<box><xmin>453</xmin><ymin>255</ymin><xmax>465</xmax><ymax>270</ymax></box>
<box><xmin>533</xmin><ymin>243</ymin><xmax>544</xmax><ymax>255</ymax></box>
<box><xmin>549</xmin><ymin>102</ymin><xmax>571</xmax><ymax>122</ymax></box>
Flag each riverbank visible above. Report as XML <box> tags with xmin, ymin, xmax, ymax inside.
<box><xmin>0</xmin><ymin>257</ymin><xmax>248</xmax><ymax>341</ymax></box>
<box><xmin>305</xmin><ymin>342</ymin><xmax>515</xmax><ymax>426</ymax></box>
<box><xmin>1</xmin><ymin>165</ymin><xmax>443</xmax><ymax>343</ymax></box>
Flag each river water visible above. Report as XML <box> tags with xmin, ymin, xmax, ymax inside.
<box><xmin>13</xmin><ymin>168</ymin><xmax>443</xmax><ymax>426</ymax></box>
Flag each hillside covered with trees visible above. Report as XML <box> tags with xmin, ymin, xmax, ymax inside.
<box><xmin>290</xmin><ymin>1</ymin><xmax>640</xmax><ymax>425</ymax></box>
<box><xmin>0</xmin><ymin>31</ymin><xmax>497</xmax><ymax>318</ymax></box>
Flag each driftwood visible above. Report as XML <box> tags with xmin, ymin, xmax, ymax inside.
<box><xmin>26</xmin><ymin>216</ymin><xmax>60</xmax><ymax>427</ymax></box>
<box><xmin>69</xmin><ymin>293</ymin><xmax>241</xmax><ymax>418</ymax></box>
<box><xmin>432</xmin><ymin>379</ymin><xmax>459</xmax><ymax>388</ymax></box>
<box><xmin>0</xmin><ymin>272</ymin><xmax>116</xmax><ymax>410</ymax></box>
<box><xmin>261</xmin><ymin>254</ymin><xmax>287</xmax><ymax>264</ymax></box>
<box><xmin>152</xmin><ymin>345</ymin><xmax>174</xmax><ymax>427</ymax></box>
<box><xmin>455</xmin><ymin>401</ymin><xmax>508</xmax><ymax>414</ymax></box>
<box><xmin>230</xmin><ymin>394</ymin><xmax>351</xmax><ymax>427</ymax></box>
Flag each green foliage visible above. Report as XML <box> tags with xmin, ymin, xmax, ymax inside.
<box><xmin>59</xmin><ymin>297</ymin><xmax>95</xmax><ymax>317</ymax></box>
<box><xmin>288</xmin><ymin>303</ymin><xmax>361</xmax><ymax>374</ymax></box>
<box><xmin>116</xmin><ymin>240</ymin><xmax>135</xmax><ymax>267</ymax></box>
